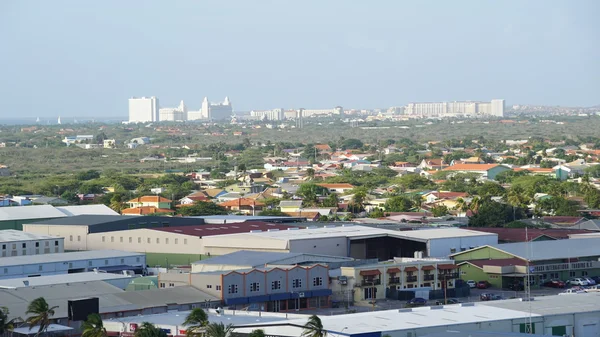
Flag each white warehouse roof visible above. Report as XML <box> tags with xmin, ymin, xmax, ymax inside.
<box><xmin>0</xmin><ymin>271</ymin><xmax>133</xmax><ymax>289</ymax></box>
<box><xmin>55</xmin><ymin>204</ymin><xmax>119</xmax><ymax>216</ymax></box>
<box><xmin>0</xmin><ymin>205</ymin><xmax>67</xmax><ymax>221</ymax></box>
<box><xmin>0</xmin><ymin>230</ymin><xmax>61</xmax><ymax>243</ymax></box>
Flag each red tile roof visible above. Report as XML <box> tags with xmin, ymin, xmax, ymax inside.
<box><xmin>127</xmin><ymin>196</ymin><xmax>172</xmax><ymax>203</ymax></box>
<box><xmin>121</xmin><ymin>206</ymin><xmax>174</xmax><ymax>215</ymax></box>
<box><xmin>218</xmin><ymin>198</ymin><xmax>266</xmax><ymax>207</ymax></box>
<box><xmin>151</xmin><ymin>221</ymin><xmax>302</xmax><ymax>236</ymax></box>
<box><xmin>317</xmin><ymin>183</ymin><xmax>355</xmax><ymax>189</ymax></box>
<box><xmin>359</xmin><ymin>270</ymin><xmax>382</xmax><ymax>276</ymax></box>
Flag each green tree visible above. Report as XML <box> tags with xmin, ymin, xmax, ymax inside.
<box><xmin>306</xmin><ymin>168</ymin><xmax>315</xmax><ymax>180</ymax></box>
<box><xmin>183</xmin><ymin>308</ymin><xmax>208</xmax><ymax>337</ymax></box>
<box><xmin>177</xmin><ymin>202</ymin><xmax>228</xmax><ymax>216</ymax></box>
<box><xmin>81</xmin><ymin>313</ymin><xmax>107</xmax><ymax>337</ymax></box>
<box><xmin>25</xmin><ymin>297</ymin><xmax>58</xmax><ymax>337</ymax></box>
<box><xmin>476</xmin><ymin>182</ymin><xmax>506</xmax><ymax>197</ymax></box>
<box><xmin>0</xmin><ymin>307</ymin><xmax>20</xmax><ymax>335</ymax></box>
<box><xmin>296</xmin><ymin>183</ymin><xmax>323</xmax><ymax>206</ymax></box>
<box><xmin>249</xmin><ymin>329</ymin><xmax>265</xmax><ymax>337</ymax></box>
<box><xmin>369</xmin><ymin>208</ymin><xmax>385</xmax><ymax>218</ymax></box>
<box><xmin>454</xmin><ymin>197</ymin><xmax>469</xmax><ymax>215</ymax></box>
<box><xmin>431</xmin><ymin>205</ymin><xmax>449</xmax><ymax>217</ymax></box>
<box><xmin>204</xmin><ymin>322</ymin><xmax>235</xmax><ymax>337</ymax></box>
<box><xmin>301</xmin><ymin>315</ymin><xmax>327</xmax><ymax>337</ymax></box>
<box><xmin>383</xmin><ymin>196</ymin><xmax>413</xmax><ymax>212</ymax></box>
<box><xmin>584</xmin><ymin>189</ymin><xmax>600</xmax><ymax>209</ymax></box>
<box><xmin>134</xmin><ymin>322</ymin><xmax>167</xmax><ymax>337</ymax></box>
<box><xmin>321</xmin><ymin>193</ymin><xmax>339</xmax><ymax>208</ymax></box>
<box><xmin>394</xmin><ymin>175</ymin><xmax>433</xmax><ymax>190</ymax></box>
<box><xmin>468</xmin><ymin>199</ymin><xmax>522</xmax><ymax>227</ymax></box>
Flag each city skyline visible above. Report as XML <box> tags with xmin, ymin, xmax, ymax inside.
<box><xmin>1</xmin><ymin>0</ymin><xmax>598</xmax><ymax>118</ymax></box>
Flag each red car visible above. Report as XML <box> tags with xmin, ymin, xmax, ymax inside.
<box><xmin>543</xmin><ymin>279</ymin><xmax>566</xmax><ymax>288</ymax></box>
<box><xmin>476</xmin><ymin>281</ymin><xmax>491</xmax><ymax>289</ymax></box>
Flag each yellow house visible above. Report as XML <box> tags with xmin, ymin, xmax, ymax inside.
<box><xmin>279</xmin><ymin>200</ymin><xmax>303</xmax><ymax>213</ymax></box>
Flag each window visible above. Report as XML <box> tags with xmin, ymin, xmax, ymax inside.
<box><xmin>292</xmin><ymin>279</ymin><xmax>302</xmax><ymax>288</ymax></box>
<box><xmin>147</xmin><ymin>238</ymin><xmax>151</xmax><ymax>244</ymax></box>
<box><xmin>519</xmin><ymin>323</ymin><xmax>535</xmax><ymax>334</ymax></box>
<box><xmin>228</xmin><ymin>284</ymin><xmax>239</xmax><ymax>294</ymax></box>
<box><xmin>35</xmin><ymin>242</ymin><xmax>39</xmax><ymax>247</ymax></box>
<box><xmin>271</xmin><ymin>280</ymin><xmax>281</xmax><ymax>290</ymax></box>
<box><xmin>104</xmin><ymin>260</ymin><xmax>109</xmax><ymax>265</ymax></box>
<box><xmin>102</xmin><ymin>236</ymin><xmax>105</xmax><ymax>242</ymax></box>
<box><xmin>45</xmin><ymin>241</ymin><xmax>49</xmax><ymax>247</ymax></box>
<box><xmin>138</xmin><ymin>237</ymin><xmax>141</xmax><ymax>243</ymax></box>
<box><xmin>1</xmin><ymin>244</ymin><xmax>5</xmax><ymax>250</ymax></box>
<box><xmin>77</xmin><ymin>236</ymin><xmax>81</xmax><ymax>242</ymax></box>
<box><xmin>582</xmin><ymin>271</ymin><xmax>589</xmax><ymax>276</ymax></box>
<box><xmin>165</xmin><ymin>238</ymin><xmax>169</xmax><ymax>244</ymax></box>
<box><xmin>111</xmin><ymin>236</ymin><xmax>114</xmax><ymax>243</ymax></box>
<box><xmin>69</xmin><ymin>235</ymin><xmax>73</xmax><ymax>241</ymax></box>
<box><xmin>175</xmin><ymin>238</ymin><xmax>178</xmax><ymax>244</ymax></box>
<box><xmin>136</xmin><ymin>257</ymin><xmax>140</xmax><ymax>263</ymax></box>
<box><xmin>313</xmin><ymin>277</ymin><xmax>323</xmax><ymax>287</ymax></box>
<box><xmin>120</xmin><ymin>237</ymin><xmax>123</xmax><ymax>243</ymax></box>
<box><xmin>120</xmin><ymin>258</ymin><xmax>125</xmax><ymax>264</ymax></box>
<box><xmin>250</xmin><ymin>282</ymin><xmax>260</xmax><ymax>292</ymax></box>
<box><xmin>88</xmin><ymin>261</ymin><xmax>92</xmax><ymax>266</ymax></box>
<box><xmin>207</xmin><ymin>285</ymin><xmax>213</xmax><ymax>289</ymax></box>
<box><xmin>550</xmin><ymin>272</ymin><xmax>559</xmax><ymax>279</ymax></box>
<box><xmin>569</xmin><ymin>271</ymin><xmax>576</xmax><ymax>277</ymax></box>
<box><xmin>22</xmin><ymin>243</ymin><xmax>26</xmax><ymax>248</ymax></box>
<box><xmin>38</xmin><ymin>265</ymin><xmax>43</xmax><ymax>271</ymax></box>
<box><xmin>156</xmin><ymin>238</ymin><xmax>160</xmax><ymax>244</ymax></box>
<box><xmin>169</xmin><ymin>283</ymin><xmax>174</xmax><ymax>287</ymax></box>
<box><xmin>184</xmin><ymin>239</ymin><xmax>188</xmax><ymax>245</ymax></box>
<box><xmin>216</xmin><ymin>285</ymin><xmax>222</xmax><ymax>291</ymax></box>
<box><xmin>160</xmin><ymin>283</ymin><xmax>165</xmax><ymax>288</ymax></box>
<box><xmin>129</xmin><ymin>237</ymin><xmax>132</xmax><ymax>243</ymax></box>
<box><xmin>69</xmin><ymin>263</ymin><xmax>73</xmax><ymax>268</ymax></box>
<box><xmin>450</xmin><ymin>248</ymin><xmax>456</xmax><ymax>254</ymax></box>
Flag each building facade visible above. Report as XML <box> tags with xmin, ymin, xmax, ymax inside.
<box><xmin>0</xmin><ymin>230</ymin><xmax>64</xmax><ymax>257</ymax></box>
<box><xmin>128</xmin><ymin>97</ymin><xmax>159</xmax><ymax>123</ymax></box>
<box><xmin>405</xmin><ymin>100</ymin><xmax>505</xmax><ymax>118</ymax></box>
<box><xmin>159</xmin><ymin>264</ymin><xmax>332</xmax><ymax>312</ymax></box>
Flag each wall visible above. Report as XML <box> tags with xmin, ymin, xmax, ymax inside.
<box><xmin>289</xmin><ymin>237</ymin><xmax>347</xmax><ymax>256</ymax></box>
<box><xmin>428</xmin><ymin>235</ymin><xmax>497</xmax><ymax>258</ymax></box>
<box><xmin>0</xmin><ymin>218</ymin><xmax>62</xmax><ymax>231</ymax></box>
<box><xmin>0</xmin><ymin>237</ymin><xmax>63</xmax><ymax>257</ymax></box>
<box><xmin>203</xmin><ymin>234</ymin><xmax>289</xmax><ymax>255</ymax></box>
<box><xmin>451</xmin><ymin>247</ymin><xmax>516</xmax><ymax>262</ymax></box>
<box><xmin>459</xmin><ymin>264</ymin><xmax>500</xmax><ymax>287</ymax></box>
<box><xmin>87</xmin><ymin>229</ymin><xmax>202</xmax><ymax>255</ymax></box>
<box><xmin>146</xmin><ymin>252</ymin><xmax>207</xmax><ymax>267</ymax></box>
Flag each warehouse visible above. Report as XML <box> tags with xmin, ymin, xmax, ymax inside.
<box><xmin>202</xmin><ymin>226</ymin><xmax>497</xmax><ymax>260</ymax></box>
<box><xmin>22</xmin><ymin>215</ymin><xmax>204</xmax><ymax>251</ymax></box>
<box><xmin>0</xmin><ymin>271</ymin><xmax>134</xmax><ymax>290</ymax></box>
<box><xmin>0</xmin><ymin>250</ymin><xmax>146</xmax><ymax>280</ymax></box>
<box><xmin>0</xmin><ymin>230</ymin><xmax>64</xmax><ymax>257</ymax></box>
<box><xmin>452</xmin><ymin>238</ymin><xmax>600</xmax><ymax>288</ymax></box>
<box><xmin>234</xmin><ymin>293</ymin><xmax>600</xmax><ymax>337</ymax></box>
<box><xmin>0</xmin><ymin>205</ymin><xmax>67</xmax><ymax>230</ymax></box>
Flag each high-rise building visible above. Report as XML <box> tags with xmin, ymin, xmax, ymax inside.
<box><xmin>250</xmin><ymin>108</ymin><xmax>284</xmax><ymax>121</ymax></box>
<box><xmin>404</xmin><ymin>100</ymin><xmax>504</xmax><ymax>118</ymax></box>
<box><xmin>202</xmin><ymin>96</ymin><xmax>233</xmax><ymax>120</ymax></box>
<box><xmin>129</xmin><ymin>97</ymin><xmax>159</xmax><ymax>123</ymax></box>
<box><xmin>159</xmin><ymin>100</ymin><xmax>187</xmax><ymax>121</ymax></box>
<box><xmin>491</xmin><ymin>99</ymin><xmax>505</xmax><ymax>117</ymax></box>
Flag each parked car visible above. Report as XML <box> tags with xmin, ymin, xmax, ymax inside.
<box><xmin>559</xmin><ymin>288</ymin><xmax>587</xmax><ymax>295</ymax></box>
<box><xmin>584</xmin><ymin>277</ymin><xmax>596</xmax><ymax>285</ymax></box>
<box><xmin>508</xmin><ymin>282</ymin><xmax>524</xmax><ymax>291</ymax></box>
<box><xmin>476</xmin><ymin>281</ymin><xmax>491</xmax><ymax>289</ymax></box>
<box><xmin>566</xmin><ymin>278</ymin><xmax>589</xmax><ymax>286</ymax></box>
<box><xmin>466</xmin><ymin>280</ymin><xmax>476</xmax><ymax>288</ymax></box>
<box><xmin>591</xmin><ymin>276</ymin><xmax>600</xmax><ymax>284</ymax></box>
<box><xmin>480</xmin><ymin>293</ymin><xmax>494</xmax><ymax>301</ymax></box>
<box><xmin>542</xmin><ymin>279</ymin><xmax>566</xmax><ymax>288</ymax></box>
<box><xmin>435</xmin><ymin>298</ymin><xmax>461</xmax><ymax>305</ymax></box>
<box><xmin>406</xmin><ymin>297</ymin><xmax>427</xmax><ymax>307</ymax></box>
<box><xmin>586</xmin><ymin>285</ymin><xmax>600</xmax><ymax>293</ymax></box>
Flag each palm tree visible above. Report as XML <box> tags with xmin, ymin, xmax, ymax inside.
<box><xmin>134</xmin><ymin>322</ymin><xmax>167</xmax><ymax>337</ymax></box>
<box><xmin>454</xmin><ymin>197</ymin><xmax>469</xmax><ymax>216</ymax></box>
<box><xmin>25</xmin><ymin>297</ymin><xmax>58</xmax><ymax>337</ymax></box>
<box><xmin>204</xmin><ymin>322</ymin><xmax>235</xmax><ymax>337</ymax></box>
<box><xmin>81</xmin><ymin>313</ymin><xmax>107</xmax><ymax>337</ymax></box>
<box><xmin>301</xmin><ymin>315</ymin><xmax>327</xmax><ymax>337</ymax></box>
<box><xmin>249</xmin><ymin>329</ymin><xmax>265</xmax><ymax>337</ymax></box>
<box><xmin>182</xmin><ymin>308</ymin><xmax>208</xmax><ymax>337</ymax></box>
<box><xmin>1</xmin><ymin>307</ymin><xmax>20</xmax><ymax>335</ymax></box>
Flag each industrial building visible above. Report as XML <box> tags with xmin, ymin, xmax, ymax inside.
<box><xmin>235</xmin><ymin>293</ymin><xmax>600</xmax><ymax>337</ymax></box>
<box><xmin>201</xmin><ymin>226</ymin><xmax>497</xmax><ymax>260</ymax></box>
<box><xmin>0</xmin><ymin>204</ymin><xmax>118</xmax><ymax>230</ymax></box>
<box><xmin>0</xmin><ymin>250</ymin><xmax>146</xmax><ymax>280</ymax></box>
<box><xmin>0</xmin><ymin>271</ymin><xmax>135</xmax><ymax>290</ymax></box>
<box><xmin>453</xmin><ymin>238</ymin><xmax>600</xmax><ymax>288</ymax></box>
<box><xmin>0</xmin><ymin>230</ymin><xmax>64</xmax><ymax>257</ymax></box>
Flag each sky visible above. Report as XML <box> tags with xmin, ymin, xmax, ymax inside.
<box><xmin>1</xmin><ymin>0</ymin><xmax>598</xmax><ymax>118</ymax></box>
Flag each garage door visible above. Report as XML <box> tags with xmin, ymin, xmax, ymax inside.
<box><xmin>581</xmin><ymin>323</ymin><xmax>598</xmax><ymax>337</ymax></box>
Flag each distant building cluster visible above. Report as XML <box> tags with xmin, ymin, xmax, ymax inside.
<box><xmin>405</xmin><ymin>99</ymin><xmax>505</xmax><ymax>117</ymax></box>
<box><xmin>128</xmin><ymin>96</ymin><xmax>233</xmax><ymax>123</ymax></box>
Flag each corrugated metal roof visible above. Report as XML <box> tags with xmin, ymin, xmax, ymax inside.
<box><xmin>55</xmin><ymin>204</ymin><xmax>119</xmax><ymax>216</ymax></box>
<box><xmin>151</xmin><ymin>221</ymin><xmax>301</xmax><ymax>236</ymax></box>
<box><xmin>488</xmin><ymin>237</ymin><xmax>600</xmax><ymax>261</ymax></box>
<box><xmin>0</xmin><ymin>229</ymin><xmax>60</xmax><ymax>243</ymax></box>
<box><xmin>0</xmin><ymin>205</ymin><xmax>67</xmax><ymax>221</ymax></box>
<box><xmin>192</xmin><ymin>250</ymin><xmax>351</xmax><ymax>267</ymax></box>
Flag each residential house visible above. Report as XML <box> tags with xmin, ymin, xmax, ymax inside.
<box><xmin>418</xmin><ymin>159</ymin><xmax>448</xmax><ymax>171</ymax></box>
<box><xmin>179</xmin><ymin>194</ymin><xmax>210</xmax><ymax>206</ymax></box>
<box><xmin>423</xmin><ymin>191</ymin><xmax>469</xmax><ymax>204</ymax></box>
<box><xmin>218</xmin><ymin>198</ymin><xmax>265</xmax><ymax>215</ymax></box>
<box><xmin>121</xmin><ymin>206</ymin><xmax>175</xmax><ymax>216</ymax></box>
<box><xmin>279</xmin><ymin>200</ymin><xmax>303</xmax><ymax>213</ymax></box>
<box><xmin>317</xmin><ymin>183</ymin><xmax>355</xmax><ymax>194</ymax></box>
<box><xmin>126</xmin><ymin>196</ymin><xmax>172</xmax><ymax>209</ymax></box>
<box><xmin>443</xmin><ymin>164</ymin><xmax>510</xmax><ymax>180</ymax></box>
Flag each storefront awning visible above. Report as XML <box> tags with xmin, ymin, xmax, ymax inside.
<box><xmin>404</xmin><ymin>267</ymin><xmax>418</xmax><ymax>272</ymax></box>
<box><xmin>421</xmin><ymin>265</ymin><xmax>435</xmax><ymax>271</ymax></box>
<box><xmin>387</xmin><ymin>268</ymin><xmax>400</xmax><ymax>274</ymax></box>
<box><xmin>438</xmin><ymin>264</ymin><xmax>457</xmax><ymax>270</ymax></box>
<box><xmin>359</xmin><ymin>269</ymin><xmax>382</xmax><ymax>276</ymax></box>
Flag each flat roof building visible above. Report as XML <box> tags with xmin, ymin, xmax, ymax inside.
<box><xmin>0</xmin><ymin>230</ymin><xmax>64</xmax><ymax>257</ymax></box>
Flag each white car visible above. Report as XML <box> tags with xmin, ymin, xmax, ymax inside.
<box><xmin>559</xmin><ymin>288</ymin><xmax>587</xmax><ymax>295</ymax></box>
<box><xmin>567</xmin><ymin>278</ymin><xmax>589</xmax><ymax>286</ymax></box>
<box><xmin>584</xmin><ymin>277</ymin><xmax>596</xmax><ymax>285</ymax></box>
<box><xmin>466</xmin><ymin>280</ymin><xmax>476</xmax><ymax>288</ymax></box>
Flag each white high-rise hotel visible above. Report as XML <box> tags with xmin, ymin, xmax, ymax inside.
<box><xmin>128</xmin><ymin>97</ymin><xmax>159</xmax><ymax>123</ymax></box>
<box><xmin>405</xmin><ymin>99</ymin><xmax>505</xmax><ymax>117</ymax></box>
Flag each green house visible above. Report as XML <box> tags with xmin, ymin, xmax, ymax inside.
<box><xmin>451</xmin><ymin>238</ymin><xmax>600</xmax><ymax>288</ymax></box>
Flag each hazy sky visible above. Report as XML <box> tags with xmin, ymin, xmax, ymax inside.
<box><xmin>1</xmin><ymin>1</ymin><xmax>598</xmax><ymax>117</ymax></box>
